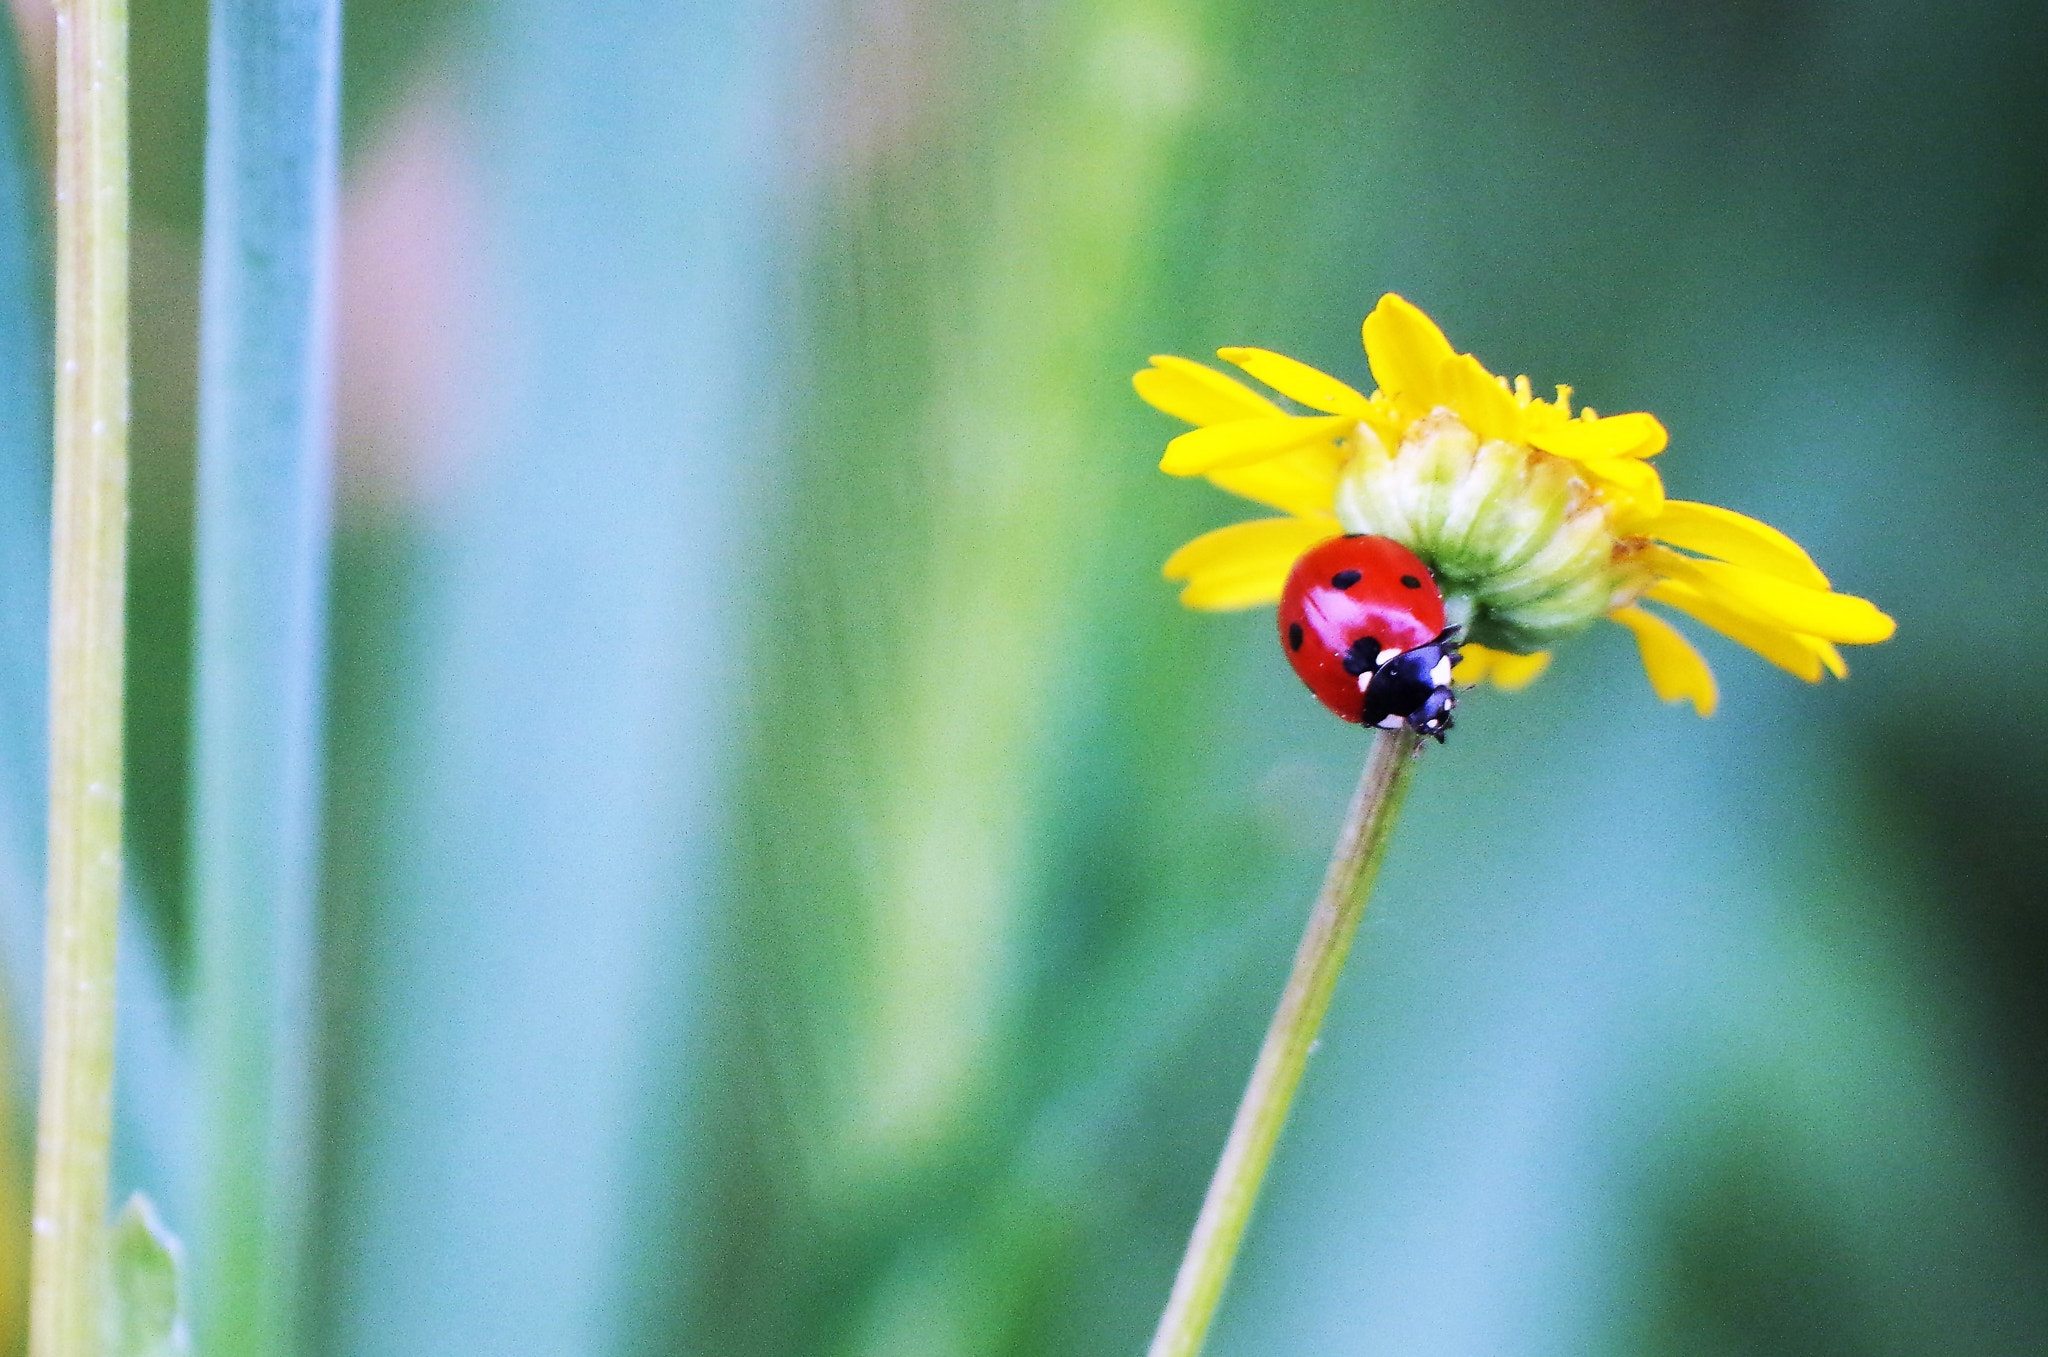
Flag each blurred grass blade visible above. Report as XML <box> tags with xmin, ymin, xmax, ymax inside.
<box><xmin>104</xmin><ymin>1193</ymin><xmax>190</xmax><ymax>1357</ymax></box>
<box><xmin>188</xmin><ymin>2</ymin><xmax>341</xmax><ymax>1355</ymax></box>
<box><xmin>316</xmin><ymin>3</ymin><xmax>794</xmax><ymax>1353</ymax></box>
<box><xmin>699</xmin><ymin>7</ymin><xmax>1224</xmax><ymax>1351</ymax></box>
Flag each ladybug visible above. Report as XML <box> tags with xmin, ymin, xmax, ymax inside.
<box><xmin>1277</xmin><ymin>535</ymin><xmax>1461</xmax><ymax>740</ymax></box>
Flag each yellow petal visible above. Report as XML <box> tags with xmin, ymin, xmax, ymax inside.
<box><xmin>1205</xmin><ymin>444</ymin><xmax>1344</xmax><ymax>518</ymax></box>
<box><xmin>1362</xmin><ymin>293</ymin><xmax>1455</xmax><ymax>411</ymax></box>
<box><xmin>1216</xmin><ymin>347</ymin><xmax>1374</xmax><ymax>417</ymax></box>
<box><xmin>1489</xmin><ymin>648</ymin><xmax>1553</xmax><ymax>690</ymax></box>
<box><xmin>1647</xmin><ymin>547</ymin><xmax>1895</xmax><ymax>645</ymax></box>
<box><xmin>1647</xmin><ymin>579</ymin><xmax>1829</xmax><ymax>682</ymax></box>
<box><xmin>1575</xmin><ymin>455</ymin><xmax>1666</xmax><ymax>529</ymax></box>
<box><xmin>1648</xmin><ymin>500</ymin><xmax>1829</xmax><ymax>589</ymax></box>
<box><xmin>1433</xmin><ymin>352</ymin><xmax>1523</xmax><ymax>444</ymax></box>
<box><xmin>1611</xmin><ymin>605</ymin><xmax>1719</xmax><ymax>716</ymax></box>
<box><xmin>1458</xmin><ymin>643</ymin><xmax>1551</xmax><ymax>691</ymax></box>
<box><xmin>1454</xmin><ymin>645</ymin><xmax>1493</xmax><ymax>685</ymax></box>
<box><xmin>1162</xmin><ymin>515</ymin><xmax>1340</xmax><ymax>611</ymax></box>
<box><xmin>1134</xmin><ymin>355</ymin><xmax>1283</xmax><ymax>427</ymax></box>
<box><xmin>1528</xmin><ymin>411</ymin><xmax>1667</xmax><ymax>461</ymax></box>
<box><xmin>1160</xmin><ymin>414</ymin><xmax>1355</xmax><ymax>477</ymax></box>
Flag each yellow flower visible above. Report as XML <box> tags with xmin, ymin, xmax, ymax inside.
<box><xmin>1137</xmin><ymin>294</ymin><xmax>1894</xmax><ymax>717</ymax></box>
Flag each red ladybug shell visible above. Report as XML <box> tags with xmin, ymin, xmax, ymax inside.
<box><xmin>1278</xmin><ymin>535</ymin><xmax>1446</xmax><ymax>723</ymax></box>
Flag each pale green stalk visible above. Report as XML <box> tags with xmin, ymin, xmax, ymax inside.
<box><xmin>28</xmin><ymin>1</ymin><xmax>130</xmax><ymax>1355</ymax></box>
<box><xmin>1147</xmin><ymin>726</ymin><xmax>1422</xmax><ymax>1357</ymax></box>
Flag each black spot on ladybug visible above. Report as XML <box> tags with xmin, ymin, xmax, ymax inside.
<box><xmin>1341</xmin><ymin>635</ymin><xmax>1380</xmax><ymax>676</ymax></box>
<box><xmin>1288</xmin><ymin>622</ymin><xmax>1304</xmax><ymax>652</ymax></box>
<box><xmin>1331</xmin><ymin>569</ymin><xmax>1362</xmax><ymax>590</ymax></box>
<box><xmin>1400</xmin><ymin>574</ymin><xmax>1421</xmax><ymax>589</ymax></box>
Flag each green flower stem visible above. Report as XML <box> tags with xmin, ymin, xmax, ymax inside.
<box><xmin>28</xmin><ymin>1</ymin><xmax>130</xmax><ymax>1356</ymax></box>
<box><xmin>1147</xmin><ymin>725</ymin><xmax>1423</xmax><ymax>1357</ymax></box>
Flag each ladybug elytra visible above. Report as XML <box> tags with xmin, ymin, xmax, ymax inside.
<box><xmin>1277</xmin><ymin>535</ymin><xmax>1462</xmax><ymax>741</ymax></box>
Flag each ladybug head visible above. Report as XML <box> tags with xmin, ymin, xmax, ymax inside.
<box><xmin>1361</xmin><ymin>626</ymin><xmax>1462</xmax><ymax>743</ymax></box>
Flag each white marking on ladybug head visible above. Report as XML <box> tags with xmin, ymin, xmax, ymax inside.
<box><xmin>1432</xmin><ymin>656</ymin><xmax>1452</xmax><ymax>686</ymax></box>
<box><xmin>1375</xmin><ymin>713</ymin><xmax>1405</xmax><ymax>729</ymax></box>
<box><xmin>1378</xmin><ymin>648</ymin><xmax>1403</xmax><ymax>665</ymax></box>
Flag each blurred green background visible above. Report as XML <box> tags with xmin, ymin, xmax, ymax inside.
<box><xmin>2</xmin><ymin>0</ymin><xmax>2047</xmax><ymax>1353</ymax></box>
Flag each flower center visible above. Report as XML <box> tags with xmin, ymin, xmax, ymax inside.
<box><xmin>1333</xmin><ymin>409</ymin><xmax>1648</xmax><ymax>653</ymax></box>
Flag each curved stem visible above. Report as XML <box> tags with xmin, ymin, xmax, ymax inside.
<box><xmin>29</xmin><ymin>2</ymin><xmax>129</xmax><ymax>1356</ymax></box>
<box><xmin>1146</xmin><ymin>726</ymin><xmax>1422</xmax><ymax>1357</ymax></box>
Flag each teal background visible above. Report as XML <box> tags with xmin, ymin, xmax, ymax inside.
<box><xmin>2</xmin><ymin>0</ymin><xmax>2046</xmax><ymax>1353</ymax></box>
